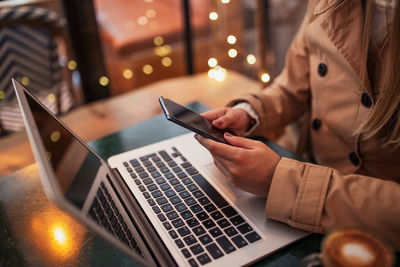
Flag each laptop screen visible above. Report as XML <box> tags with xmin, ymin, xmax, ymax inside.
<box><xmin>25</xmin><ymin>90</ymin><xmax>101</xmax><ymax>209</ymax></box>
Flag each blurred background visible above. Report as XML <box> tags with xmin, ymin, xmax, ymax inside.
<box><xmin>0</xmin><ymin>0</ymin><xmax>306</xmax><ymax>175</ymax></box>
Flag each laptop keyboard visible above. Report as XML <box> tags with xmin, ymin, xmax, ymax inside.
<box><xmin>88</xmin><ymin>182</ymin><xmax>144</xmax><ymax>257</ymax></box>
<box><xmin>124</xmin><ymin>147</ymin><xmax>261</xmax><ymax>266</ymax></box>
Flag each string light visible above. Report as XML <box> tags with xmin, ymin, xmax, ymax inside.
<box><xmin>47</xmin><ymin>93</ymin><xmax>56</xmax><ymax>103</ymax></box>
<box><xmin>208</xmin><ymin>58</ymin><xmax>218</xmax><ymax>68</ymax></box>
<box><xmin>137</xmin><ymin>16</ymin><xmax>148</xmax><ymax>25</ymax></box>
<box><xmin>208</xmin><ymin>66</ymin><xmax>227</xmax><ymax>82</ymax></box>
<box><xmin>99</xmin><ymin>76</ymin><xmax>109</xmax><ymax>86</ymax></box>
<box><xmin>21</xmin><ymin>76</ymin><xmax>30</xmax><ymax>86</ymax></box>
<box><xmin>143</xmin><ymin>64</ymin><xmax>153</xmax><ymax>74</ymax></box>
<box><xmin>122</xmin><ymin>69</ymin><xmax>133</xmax><ymax>79</ymax></box>
<box><xmin>153</xmin><ymin>36</ymin><xmax>164</xmax><ymax>46</ymax></box>
<box><xmin>67</xmin><ymin>60</ymin><xmax>77</xmax><ymax>70</ymax></box>
<box><xmin>227</xmin><ymin>35</ymin><xmax>237</xmax><ymax>44</ymax></box>
<box><xmin>247</xmin><ymin>54</ymin><xmax>256</xmax><ymax>65</ymax></box>
<box><xmin>146</xmin><ymin>9</ymin><xmax>156</xmax><ymax>18</ymax></box>
<box><xmin>228</xmin><ymin>48</ymin><xmax>238</xmax><ymax>58</ymax></box>
<box><xmin>144</xmin><ymin>0</ymin><xmax>153</xmax><ymax>2</ymax></box>
<box><xmin>51</xmin><ymin>130</ymin><xmax>61</xmax><ymax>143</ymax></box>
<box><xmin>261</xmin><ymin>73</ymin><xmax>271</xmax><ymax>83</ymax></box>
<box><xmin>161</xmin><ymin>57</ymin><xmax>172</xmax><ymax>67</ymax></box>
<box><xmin>209</xmin><ymin>12</ymin><xmax>219</xmax><ymax>21</ymax></box>
<box><xmin>221</xmin><ymin>0</ymin><xmax>230</xmax><ymax>3</ymax></box>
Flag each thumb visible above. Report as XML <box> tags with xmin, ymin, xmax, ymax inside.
<box><xmin>224</xmin><ymin>133</ymin><xmax>257</xmax><ymax>149</ymax></box>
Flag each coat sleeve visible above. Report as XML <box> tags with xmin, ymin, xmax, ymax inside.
<box><xmin>266</xmin><ymin>157</ymin><xmax>400</xmax><ymax>250</ymax></box>
<box><xmin>228</xmin><ymin>1</ymin><xmax>316</xmax><ymax>137</ymax></box>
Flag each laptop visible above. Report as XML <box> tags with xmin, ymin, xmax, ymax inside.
<box><xmin>13</xmin><ymin>79</ymin><xmax>308</xmax><ymax>267</ymax></box>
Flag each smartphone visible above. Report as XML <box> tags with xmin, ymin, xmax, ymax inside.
<box><xmin>159</xmin><ymin>96</ymin><xmax>233</xmax><ymax>144</ymax></box>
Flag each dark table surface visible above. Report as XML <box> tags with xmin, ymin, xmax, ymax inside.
<box><xmin>0</xmin><ymin>102</ymin><xmax>323</xmax><ymax>266</ymax></box>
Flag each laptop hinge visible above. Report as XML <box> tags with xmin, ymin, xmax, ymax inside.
<box><xmin>109</xmin><ymin>167</ymin><xmax>177</xmax><ymax>267</ymax></box>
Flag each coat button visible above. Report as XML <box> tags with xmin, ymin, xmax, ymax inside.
<box><xmin>312</xmin><ymin>118</ymin><xmax>322</xmax><ymax>130</ymax></box>
<box><xmin>318</xmin><ymin>63</ymin><xmax>327</xmax><ymax>77</ymax></box>
<box><xmin>349</xmin><ymin>152</ymin><xmax>360</xmax><ymax>166</ymax></box>
<box><xmin>361</xmin><ymin>92</ymin><xmax>372</xmax><ymax>108</ymax></box>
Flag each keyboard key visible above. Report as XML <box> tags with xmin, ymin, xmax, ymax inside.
<box><xmin>143</xmin><ymin>160</ymin><xmax>152</xmax><ymax>167</ymax></box>
<box><xmin>177</xmin><ymin>226</ymin><xmax>191</xmax><ymax>237</ymax></box>
<box><xmin>155</xmin><ymin>178</ymin><xmax>166</xmax><ymax>184</ymax></box>
<box><xmin>186</xmin><ymin>218</ymin><xmax>199</xmax><ymax>228</ymax></box>
<box><xmin>210</xmin><ymin>211</ymin><xmax>223</xmax><ymax>221</ymax></box>
<box><xmin>160</xmin><ymin>167</ymin><xmax>170</xmax><ymax>173</ymax></box>
<box><xmin>198</xmin><ymin>234</ymin><xmax>212</xmax><ymax>245</ymax></box>
<box><xmin>196</xmin><ymin>212</ymin><xmax>209</xmax><ymax>221</ymax></box>
<box><xmin>184</xmin><ymin>197</ymin><xmax>196</xmax><ymax>206</ymax></box>
<box><xmin>165</xmin><ymin>173</ymin><xmax>175</xmax><ymax>179</ymax></box>
<box><xmin>202</xmin><ymin>219</ymin><xmax>216</xmax><ymax>229</ymax></box>
<box><xmin>156</xmin><ymin>161</ymin><xmax>165</xmax><ymax>168</ymax></box>
<box><xmin>181</xmin><ymin>210</ymin><xmax>193</xmax><ymax>220</ymax></box>
<box><xmin>206</xmin><ymin>243</ymin><xmax>224</xmax><ymax>260</ymax></box>
<box><xmin>143</xmin><ymin>192</ymin><xmax>151</xmax><ymax>199</ymax></box>
<box><xmin>175</xmin><ymin>239</ymin><xmax>184</xmax><ymax>248</ymax></box>
<box><xmin>156</xmin><ymin>197</ymin><xmax>168</xmax><ymax>205</ymax></box>
<box><xmin>151</xmin><ymin>171</ymin><xmax>161</xmax><ymax>178</ymax></box>
<box><xmin>224</xmin><ymin>227</ymin><xmax>238</xmax><ymax>237</ymax></box>
<box><xmin>192</xmin><ymin>174</ymin><xmax>229</xmax><ymax>209</ymax></box>
<box><xmin>161</xmin><ymin>203</ymin><xmax>173</xmax><ymax>212</ymax></box>
<box><xmin>217</xmin><ymin>219</ymin><xmax>231</xmax><ymax>229</ymax></box>
<box><xmin>134</xmin><ymin>179</ymin><xmax>141</xmax><ymax>185</ymax></box>
<box><xmin>138</xmin><ymin>185</ymin><xmax>146</xmax><ymax>192</ymax></box>
<box><xmin>147</xmin><ymin>184</ymin><xmax>157</xmax><ymax>191</ymax></box>
<box><xmin>175</xmin><ymin>203</ymin><xmax>187</xmax><ymax>212</ymax></box>
<box><xmin>216</xmin><ymin>236</ymin><xmax>236</xmax><ymax>254</ymax></box>
<box><xmin>160</xmin><ymin>183</ymin><xmax>171</xmax><ymax>191</ymax></box>
<box><xmin>190</xmin><ymin>204</ymin><xmax>203</xmax><ymax>213</ymax></box>
<box><xmin>172</xmin><ymin>218</ymin><xmax>185</xmax><ymax>228</ymax></box>
<box><xmin>158</xmin><ymin>150</ymin><xmax>172</xmax><ymax>162</ymax></box>
<box><xmin>151</xmin><ymin>190</ymin><xmax>163</xmax><ymax>198</ymax></box>
<box><xmin>168</xmin><ymin>161</ymin><xmax>177</xmax><ymax>167</ymax></box>
<box><xmin>152</xmin><ymin>206</ymin><xmax>161</xmax><ymax>214</ymax></box>
<box><xmin>130</xmin><ymin>173</ymin><xmax>137</xmax><ymax>179</ymax></box>
<box><xmin>237</xmin><ymin>223</ymin><xmax>253</xmax><ymax>234</ymax></box>
<box><xmin>169</xmin><ymin>230</ymin><xmax>178</xmax><ymax>239</ymax></box>
<box><xmin>163</xmin><ymin>221</ymin><xmax>172</xmax><ymax>230</ymax></box>
<box><xmin>166</xmin><ymin>211</ymin><xmax>179</xmax><ymax>220</ymax></box>
<box><xmin>196</xmin><ymin>253</ymin><xmax>211</xmax><ymax>265</ymax></box>
<box><xmin>179</xmin><ymin>190</ymin><xmax>191</xmax><ymax>199</ymax></box>
<box><xmin>193</xmin><ymin>190</ymin><xmax>204</xmax><ymax>199</ymax></box>
<box><xmin>183</xmin><ymin>235</ymin><xmax>197</xmax><ymax>246</ymax></box>
<box><xmin>181</xmin><ymin>248</ymin><xmax>191</xmax><ymax>258</ymax></box>
<box><xmin>178</xmin><ymin>172</ymin><xmax>188</xmax><ymax>179</ymax></box>
<box><xmin>129</xmin><ymin>159</ymin><xmax>140</xmax><ymax>167</ymax></box>
<box><xmin>151</xmin><ymin>156</ymin><xmax>161</xmax><ymax>162</ymax></box>
<box><xmin>192</xmin><ymin>225</ymin><xmax>206</xmax><ymax>236</ymax></box>
<box><xmin>209</xmin><ymin>227</ymin><xmax>223</xmax><ymax>238</ymax></box>
<box><xmin>231</xmin><ymin>235</ymin><xmax>248</xmax><ymax>248</ymax></box>
<box><xmin>169</xmin><ymin>178</ymin><xmax>180</xmax><ymax>186</ymax></box>
<box><xmin>174</xmin><ymin>184</ymin><xmax>185</xmax><ymax>192</ymax></box>
<box><xmin>170</xmin><ymin>196</ymin><xmax>182</xmax><ymax>205</ymax></box>
<box><xmin>181</xmin><ymin>162</ymin><xmax>192</xmax><ymax>168</ymax></box>
<box><xmin>142</xmin><ymin>178</ymin><xmax>152</xmax><ymax>185</ymax></box>
<box><xmin>139</xmin><ymin>172</ymin><xmax>149</xmax><ymax>179</ymax></box>
<box><xmin>230</xmin><ymin>215</ymin><xmax>245</xmax><ymax>226</ymax></box>
<box><xmin>187</xmin><ymin>184</ymin><xmax>199</xmax><ymax>192</ymax></box>
<box><xmin>172</xmin><ymin>166</ymin><xmax>182</xmax><ymax>173</ymax></box>
<box><xmin>198</xmin><ymin>197</ymin><xmax>210</xmax><ymax>205</ymax></box>
<box><xmin>221</xmin><ymin>206</ymin><xmax>238</xmax><ymax>218</ymax></box>
<box><xmin>182</xmin><ymin>178</ymin><xmax>192</xmax><ymax>185</ymax></box>
<box><xmin>165</xmin><ymin>189</ymin><xmax>176</xmax><ymax>198</ymax></box>
<box><xmin>147</xmin><ymin>166</ymin><xmax>156</xmax><ymax>173</ymax></box>
<box><xmin>186</xmin><ymin>167</ymin><xmax>198</xmax><ymax>175</ymax></box>
<box><xmin>188</xmin><ymin>258</ymin><xmax>198</xmax><ymax>267</ymax></box>
<box><xmin>158</xmin><ymin>214</ymin><xmax>166</xmax><ymax>222</ymax></box>
<box><xmin>190</xmin><ymin>244</ymin><xmax>204</xmax><ymax>255</ymax></box>
<box><xmin>135</xmin><ymin>167</ymin><xmax>145</xmax><ymax>173</ymax></box>
<box><xmin>245</xmin><ymin>231</ymin><xmax>261</xmax><ymax>243</ymax></box>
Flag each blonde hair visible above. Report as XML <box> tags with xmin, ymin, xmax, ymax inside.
<box><xmin>359</xmin><ymin>0</ymin><xmax>400</xmax><ymax>149</ymax></box>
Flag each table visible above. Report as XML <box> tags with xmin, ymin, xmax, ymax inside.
<box><xmin>0</xmin><ymin>100</ymin><xmax>324</xmax><ymax>266</ymax></box>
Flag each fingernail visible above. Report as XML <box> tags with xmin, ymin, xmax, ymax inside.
<box><xmin>214</xmin><ymin>120</ymin><xmax>222</xmax><ymax>126</ymax></box>
<box><xmin>224</xmin><ymin>132</ymin><xmax>232</xmax><ymax>137</ymax></box>
<box><xmin>194</xmin><ymin>134</ymin><xmax>199</xmax><ymax>139</ymax></box>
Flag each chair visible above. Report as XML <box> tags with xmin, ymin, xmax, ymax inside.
<box><xmin>0</xmin><ymin>5</ymin><xmax>76</xmax><ymax>137</ymax></box>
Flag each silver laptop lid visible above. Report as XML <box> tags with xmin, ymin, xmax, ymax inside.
<box><xmin>12</xmin><ymin>79</ymin><xmax>149</xmax><ymax>266</ymax></box>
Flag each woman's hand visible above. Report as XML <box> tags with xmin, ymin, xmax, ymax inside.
<box><xmin>195</xmin><ymin>132</ymin><xmax>281</xmax><ymax>197</ymax></box>
<box><xmin>202</xmin><ymin>107</ymin><xmax>252</xmax><ymax>136</ymax></box>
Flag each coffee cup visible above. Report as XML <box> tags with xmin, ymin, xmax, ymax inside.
<box><xmin>300</xmin><ymin>229</ymin><xmax>394</xmax><ymax>267</ymax></box>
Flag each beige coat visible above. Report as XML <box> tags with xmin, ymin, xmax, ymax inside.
<box><xmin>232</xmin><ymin>0</ymin><xmax>400</xmax><ymax>249</ymax></box>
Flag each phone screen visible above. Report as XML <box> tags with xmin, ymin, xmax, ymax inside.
<box><xmin>159</xmin><ymin>97</ymin><xmax>230</xmax><ymax>144</ymax></box>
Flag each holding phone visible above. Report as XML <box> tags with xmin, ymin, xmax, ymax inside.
<box><xmin>159</xmin><ymin>96</ymin><xmax>233</xmax><ymax>145</ymax></box>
